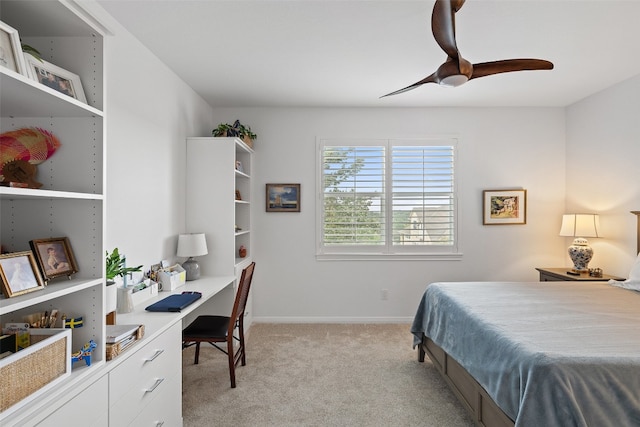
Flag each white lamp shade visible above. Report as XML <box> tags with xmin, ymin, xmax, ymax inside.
<box><xmin>559</xmin><ymin>214</ymin><xmax>600</xmax><ymax>238</ymax></box>
<box><xmin>177</xmin><ymin>233</ymin><xmax>208</xmax><ymax>257</ymax></box>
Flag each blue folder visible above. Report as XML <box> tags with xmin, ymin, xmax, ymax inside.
<box><xmin>145</xmin><ymin>292</ymin><xmax>202</xmax><ymax>312</ymax></box>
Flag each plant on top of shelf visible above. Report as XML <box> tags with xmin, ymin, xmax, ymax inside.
<box><xmin>105</xmin><ymin>248</ymin><xmax>142</xmax><ymax>284</ymax></box>
<box><xmin>21</xmin><ymin>43</ymin><xmax>42</xmax><ymax>62</ymax></box>
<box><xmin>212</xmin><ymin>120</ymin><xmax>257</xmax><ymax>147</ymax></box>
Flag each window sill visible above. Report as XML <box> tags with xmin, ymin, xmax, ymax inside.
<box><xmin>315</xmin><ymin>253</ymin><xmax>463</xmax><ymax>261</ymax></box>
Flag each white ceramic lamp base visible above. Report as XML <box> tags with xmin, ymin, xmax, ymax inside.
<box><xmin>568</xmin><ymin>238</ymin><xmax>593</xmax><ymax>272</ymax></box>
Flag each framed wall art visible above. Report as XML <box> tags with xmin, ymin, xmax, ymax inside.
<box><xmin>0</xmin><ymin>20</ymin><xmax>27</xmax><ymax>75</ymax></box>
<box><xmin>0</xmin><ymin>251</ymin><xmax>46</xmax><ymax>298</ymax></box>
<box><xmin>266</xmin><ymin>183</ymin><xmax>300</xmax><ymax>212</ymax></box>
<box><xmin>24</xmin><ymin>54</ymin><xmax>87</xmax><ymax>103</ymax></box>
<box><xmin>483</xmin><ymin>189</ymin><xmax>527</xmax><ymax>225</ymax></box>
<box><xmin>30</xmin><ymin>237</ymin><xmax>79</xmax><ymax>282</ymax></box>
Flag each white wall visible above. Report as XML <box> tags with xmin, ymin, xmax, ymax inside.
<box><xmin>213</xmin><ymin>107</ymin><xmax>567</xmax><ymax>321</ymax></box>
<box><xmin>88</xmin><ymin>2</ymin><xmax>639</xmax><ymax>323</ymax></box>
<box><xmin>565</xmin><ymin>74</ymin><xmax>640</xmax><ymax>275</ymax></box>
<box><xmin>86</xmin><ymin>4</ymin><xmax>215</xmax><ymax>270</ymax></box>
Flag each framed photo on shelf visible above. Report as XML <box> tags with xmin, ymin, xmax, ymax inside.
<box><xmin>266</xmin><ymin>183</ymin><xmax>301</xmax><ymax>212</ymax></box>
<box><xmin>0</xmin><ymin>251</ymin><xmax>46</xmax><ymax>298</ymax></box>
<box><xmin>235</xmin><ymin>161</ymin><xmax>244</xmax><ymax>173</ymax></box>
<box><xmin>29</xmin><ymin>237</ymin><xmax>78</xmax><ymax>282</ymax></box>
<box><xmin>483</xmin><ymin>189</ymin><xmax>527</xmax><ymax>225</ymax></box>
<box><xmin>0</xmin><ymin>20</ymin><xmax>28</xmax><ymax>75</ymax></box>
<box><xmin>24</xmin><ymin>54</ymin><xmax>87</xmax><ymax>103</ymax></box>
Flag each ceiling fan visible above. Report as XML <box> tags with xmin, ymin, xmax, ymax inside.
<box><xmin>382</xmin><ymin>0</ymin><xmax>553</xmax><ymax>97</ymax></box>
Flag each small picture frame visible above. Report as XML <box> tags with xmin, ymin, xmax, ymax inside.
<box><xmin>235</xmin><ymin>161</ymin><xmax>244</xmax><ymax>173</ymax></box>
<box><xmin>0</xmin><ymin>20</ymin><xmax>28</xmax><ymax>75</ymax></box>
<box><xmin>0</xmin><ymin>251</ymin><xmax>45</xmax><ymax>298</ymax></box>
<box><xmin>483</xmin><ymin>189</ymin><xmax>527</xmax><ymax>225</ymax></box>
<box><xmin>29</xmin><ymin>237</ymin><xmax>79</xmax><ymax>282</ymax></box>
<box><xmin>24</xmin><ymin>54</ymin><xmax>87</xmax><ymax>103</ymax></box>
<box><xmin>266</xmin><ymin>183</ymin><xmax>301</xmax><ymax>212</ymax></box>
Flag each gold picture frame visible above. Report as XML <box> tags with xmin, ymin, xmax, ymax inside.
<box><xmin>0</xmin><ymin>251</ymin><xmax>46</xmax><ymax>298</ymax></box>
<box><xmin>483</xmin><ymin>189</ymin><xmax>527</xmax><ymax>225</ymax></box>
<box><xmin>30</xmin><ymin>237</ymin><xmax>79</xmax><ymax>282</ymax></box>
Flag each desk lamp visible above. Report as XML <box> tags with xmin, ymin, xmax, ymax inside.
<box><xmin>177</xmin><ymin>233</ymin><xmax>208</xmax><ymax>281</ymax></box>
<box><xmin>559</xmin><ymin>214</ymin><xmax>599</xmax><ymax>272</ymax></box>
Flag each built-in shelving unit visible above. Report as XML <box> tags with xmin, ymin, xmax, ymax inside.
<box><xmin>0</xmin><ymin>0</ymin><xmax>106</xmax><ymax>422</ymax></box>
<box><xmin>186</xmin><ymin>137</ymin><xmax>254</xmax><ymax>277</ymax></box>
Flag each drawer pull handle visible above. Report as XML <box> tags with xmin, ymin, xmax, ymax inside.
<box><xmin>145</xmin><ymin>378</ymin><xmax>164</xmax><ymax>393</ymax></box>
<box><xmin>144</xmin><ymin>349</ymin><xmax>164</xmax><ymax>363</ymax></box>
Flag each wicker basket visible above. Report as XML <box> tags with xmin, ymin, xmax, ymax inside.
<box><xmin>0</xmin><ymin>328</ymin><xmax>71</xmax><ymax>413</ymax></box>
<box><xmin>106</xmin><ymin>324</ymin><xmax>144</xmax><ymax>361</ymax></box>
<box><xmin>218</xmin><ymin>131</ymin><xmax>254</xmax><ymax>149</ymax></box>
<box><xmin>241</xmin><ymin>135</ymin><xmax>254</xmax><ymax>149</ymax></box>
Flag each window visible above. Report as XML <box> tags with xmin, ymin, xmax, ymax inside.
<box><xmin>317</xmin><ymin>138</ymin><xmax>459</xmax><ymax>259</ymax></box>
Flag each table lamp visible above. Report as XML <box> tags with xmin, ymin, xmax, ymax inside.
<box><xmin>559</xmin><ymin>214</ymin><xmax>599</xmax><ymax>272</ymax></box>
<box><xmin>177</xmin><ymin>233</ymin><xmax>208</xmax><ymax>281</ymax></box>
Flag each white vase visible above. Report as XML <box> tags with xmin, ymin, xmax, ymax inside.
<box><xmin>105</xmin><ymin>282</ymin><xmax>118</xmax><ymax>314</ymax></box>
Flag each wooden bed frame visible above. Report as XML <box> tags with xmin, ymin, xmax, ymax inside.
<box><xmin>418</xmin><ymin>211</ymin><xmax>640</xmax><ymax>427</ymax></box>
<box><xmin>418</xmin><ymin>337</ymin><xmax>514</xmax><ymax>427</ymax></box>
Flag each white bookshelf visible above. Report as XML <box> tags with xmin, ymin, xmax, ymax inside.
<box><xmin>0</xmin><ymin>0</ymin><xmax>107</xmax><ymax>422</ymax></box>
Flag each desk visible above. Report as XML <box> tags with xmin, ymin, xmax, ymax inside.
<box><xmin>105</xmin><ymin>275</ymin><xmax>235</xmax><ymax>426</ymax></box>
<box><xmin>14</xmin><ymin>276</ymin><xmax>235</xmax><ymax>427</ymax></box>
<box><xmin>114</xmin><ymin>275</ymin><xmax>235</xmax><ymax>347</ymax></box>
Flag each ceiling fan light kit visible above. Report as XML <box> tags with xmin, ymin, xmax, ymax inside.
<box><xmin>440</xmin><ymin>74</ymin><xmax>468</xmax><ymax>87</ymax></box>
<box><xmin>382</xmin><ymin>0</ymin><xmax>553</xmax><ymax>97</ymax></box>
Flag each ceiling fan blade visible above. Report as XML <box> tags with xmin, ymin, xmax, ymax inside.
<box><xmin>431</xmin><ymin>0</ymin><xmax>466</xmax><ymax>59</ymax></box>
<box><xmin>380</xmin><ymin>73</ymin><xmax>437</xmax><ymax>98</ymax></box>
<box><xmin>470</xmin><ymin>59</ymin><xmax>554</xmax><ymax>80</ymax></box>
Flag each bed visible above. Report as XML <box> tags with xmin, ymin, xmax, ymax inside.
<box><xmin>411</xmin><ymin>212</ymin><xmax>640</xmax><ymax>427</ymax></box>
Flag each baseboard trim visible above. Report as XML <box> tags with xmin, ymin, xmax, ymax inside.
<box><xmin>252</xmin><ymin>316</ymin><xmax>413</xmax><ymax>323</ymax></box>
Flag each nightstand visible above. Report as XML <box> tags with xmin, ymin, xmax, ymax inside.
<box><xmin>536</xmin><ymin>267</ymin><xmax>625</xmax><ymax>282</ymax></box>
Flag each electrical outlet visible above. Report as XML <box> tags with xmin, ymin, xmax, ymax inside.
<box><xmin>381</xmin><ymin>289</ymin><xmax>389</xmax><ymax>300</ymax></box>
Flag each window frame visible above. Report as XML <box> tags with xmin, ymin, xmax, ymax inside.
<box><xmin>316</xmin><ymin>137</ymin><xmax>462</xmax><ymax>261</ymax></box>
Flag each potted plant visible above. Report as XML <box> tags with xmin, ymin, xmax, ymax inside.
<box><xmin>105</xmin><ymin>248</ymin><xmax>142</xmax><ymax>313</ymax></box>
<box><xmin>212</xmin><ymin>120</ymin><xmax>257</xmax><ymax>148</ymax></box>
<box><xmin>22</xmin><ymin>43</ymin><xmax>42</xmax><ymax>62</ymax></box>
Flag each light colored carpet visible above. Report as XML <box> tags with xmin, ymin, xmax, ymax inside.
<box><xmin>182</xmin><ymin>323</ymin><xmax>474</xmax><ymax>427</ymax></box>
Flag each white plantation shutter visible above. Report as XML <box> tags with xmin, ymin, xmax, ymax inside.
<box><xmin>321</xmin><ymin>145</ymin><xmax>385</xmax><ymax>246</ymax></box>
<box><xmin>318</xmin><ymin>138</ymin><xmax>458</xmax><ymax>258</ymax></box>
<box><xmin>391</xmin><ymin>144</ymin><xmax>455</xmax><ymax>247</ymax></box>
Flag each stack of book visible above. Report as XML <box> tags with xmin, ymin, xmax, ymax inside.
<box><xmin>105</xmin><ymin>324</ymin><xmax>144</xmax><ymax>361</ymax></box>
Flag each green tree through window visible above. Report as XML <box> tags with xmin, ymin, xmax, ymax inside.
<box><xmin>318</xmin><ymin>138</ymin><xmax>458</xmax><ymax>257</ymax></box>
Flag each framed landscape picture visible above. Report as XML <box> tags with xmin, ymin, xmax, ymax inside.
<box><xmin>266</xmin><ymin>183</ymin><xmax>300</xmax><ymax>212</ymax></box>
<box><xmin>0</xmin><ymin>251</ymin><xmax>45</xmax><ymax>298</ymax></box>
<box><xmin>483</xmin><ymin>189</ymin><xmax>527</xmax><ymax>225</ymax></box>
<box><xmin>30</xmin><ymin>237</ymin><xmax>78</xmax><ymax>282</ymax></box>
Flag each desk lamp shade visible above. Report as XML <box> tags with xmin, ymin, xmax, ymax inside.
<box><xmin>177</xmin><ymin>233</ymin><xmax>208</xmax><ymax>281</ymax></box>
<box><xmin>559</xmin><ymin>214</ymin><xmax>600</xmax><ymax>272</ymax></box>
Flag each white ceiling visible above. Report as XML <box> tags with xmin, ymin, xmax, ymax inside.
<box><xmin>97</xmin><ymin>0</ymin><xmax>640</xmax><ymax>108</ymax></box>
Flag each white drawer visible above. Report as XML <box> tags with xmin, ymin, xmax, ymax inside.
<box><xmin>130</xmin><ymin>374</ymin><xmax>182</xmax><ymax>427</ymax></box>
<box><xmin>109</xmin><ymin>322</ymin><xmax>181</xmax><ymax>425</ymax></box>
<box><xmin>37</xmin><ymin>374</ymin><xmax>109</xmax><ymax>427</ymax></box>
